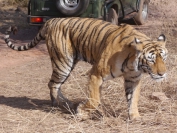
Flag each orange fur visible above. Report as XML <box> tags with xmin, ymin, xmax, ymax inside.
<box><xmin>4</xmin><ymin>18</ymin><xmax>168</xmax><ymax>120</ymax></box>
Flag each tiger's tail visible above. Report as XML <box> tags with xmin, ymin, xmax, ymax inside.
<box><xmin>4</xmin><ymin>26</ymin><xmax>45</xmax><ymax>51</ymax></box>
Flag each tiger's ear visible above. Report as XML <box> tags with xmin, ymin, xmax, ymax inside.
<box><xmin>158</xmin><ymin>34</ymin><xmax>166</xmax><ymax>42</ymax></box>
<box><xmin>135</xmin><ymin>37</ymin><xmax>141</xmax><ymax>44</ymax></box>
<box><xmin>131</xmin><ymin>38</ymin><xmax>143</xmax><ymax>52</ymax></box>
<box><xmin>157</xmin><ymin>34</ymin><xmax>166</xmax><ymax>47</ymax></box>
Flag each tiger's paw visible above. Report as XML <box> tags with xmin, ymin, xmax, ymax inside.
<box><xmin>51</xmin><ymin>99</ymin><xmax>59</xmax><ymax>107</ymax></box>
<box><xmin>129</xmin><ymin>112</ymin><xmax>141</xmax><ymax>120</ymax></box>
<box><xmin>76</xmin><ymin>103</ymin><xmax>90</xmax><ymax>120</ymax></box>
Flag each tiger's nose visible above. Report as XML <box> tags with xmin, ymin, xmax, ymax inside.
<box><xmin>157</xmin><ymin>72</ymin><xmax>165</xmax><ymax>77</ymax></box>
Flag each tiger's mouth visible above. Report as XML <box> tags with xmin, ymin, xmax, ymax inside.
<box><xmin>149</xmin><ymin>73</ymin><xmax>166</xmax><ymax>81</ymax></box>
<box><xmin>141</xmin><ymin>66</ymin><xmax>166</xmax><ymax>81</ymax></box>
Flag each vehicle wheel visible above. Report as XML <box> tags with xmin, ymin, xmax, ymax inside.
<box><xmin>134</xmin><ymin>0</ymin><xmax>148</xmax><ymax>25</ymax></box>
<box><xmin>28</xmin><ymin>0</ymin><xmax>31</xmax><ymax>15</ymax></box>
<box><xmin>56</xmin><ymin>0</ymin><xmax>90</xmax><ymax>16</ymax></box>
<box><xmin>107</xmin><ymin>8</ymin><xmax>118</xmax><ymax>25</ymax></box>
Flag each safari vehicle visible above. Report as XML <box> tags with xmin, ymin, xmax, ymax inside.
<box><xmin>27</xmin><ymin>0</ymin><xmax>149</xmax><ymax>26</ymax></box>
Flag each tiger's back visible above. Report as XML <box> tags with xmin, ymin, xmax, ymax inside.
<box><xmin>46</xmin><ymin>18</ymin><xmax>120</xmax><ymax>64</ymax></box>
<box><xmin>45</xmin><ymin>18</ymin><xmax>150</xmax><ymax>64</ymax></box>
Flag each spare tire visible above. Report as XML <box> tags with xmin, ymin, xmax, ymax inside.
<box><xmin>133</xmin><ymin>0</ymin><xmax>149</xmax><ymax>25</ymax></box>
<box><xmin>107</xmin><ymin>8</ymin><xmax>118</xmax><ymax>25</ymax></box>
<box><xmin>56</xmin><ymin>0</ymin><xmax>90</xmax><ymax>16</ymax></box>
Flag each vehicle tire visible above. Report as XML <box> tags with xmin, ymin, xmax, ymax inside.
<box><xmin>56</xmin><ymin>0</ymin><xmax>90</xmax><ymax>16</ymax></box>
<box><xmin>28</xmin><ymin>0</ymin><xmax>31</xmax><ymax>15</ymax></box>
<box><xmin>133</xmin><ymin>0</ymin><xmax>148</xmax><ymax>25</ymax></box>
<box><xmin>107</xmin><ymin>8</ymin><xmax>118</xmax><ymax>25</ymax></box>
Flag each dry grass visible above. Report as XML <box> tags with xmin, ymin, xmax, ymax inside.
<box><xmin>0</xmin><ymin>54</ymin><xmax>176</xmax><ymax>132</ymax></box>
<box><xmin>0</xmin><ymin>0</ymin><xmax>28</xmax><ymax>28</ymax></box>
<box><xmin>7</xmin><ymin>0</ymin><xmax>28</xmax><ymax>7</ymax></box>
<box><xmin>0</xmin><ymin>0</ymin><xmax>177</xmax><ymax>132</ymax></box>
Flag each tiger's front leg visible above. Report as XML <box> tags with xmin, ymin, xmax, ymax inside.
<box><xmin>124</xmin><ymin>72</ymin><xmax>141</xmax><ymax>120</ymax></box>
<box><xmin>77</xmin><ymin>74</ymin><xmax>103</xmax><ymax>119</ymax></box>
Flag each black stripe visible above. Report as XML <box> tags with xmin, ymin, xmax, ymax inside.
<box><xmin>128</xmin><ymin>41</ymin><xmax>134</xmax><ymax>47</ymax></box>
<box><xmin>53</xmin><ymin>70</ymin><xmax>68</xmax><ymax>79</ymax></box>
<box><xmin>69</xmin><ymin>33</ymin><xmax>78</xmax><ymax>61</ymax></box>
<box><xmin>79</xmin><ymin>18</ymin><xmax>90</xmax><ymax>32</ymax></box>
<box><xmin>112</xmin><ymin>28</ymin><xmax>128</xmax><ymax>44</ymax></box>
<box><xmin>28</xmin><ymin>42</ymin><xmax>33</xmax><ymax>48</ymax></box>
<box><xmin>125</xmin><ymin>87</ymin><xmax>133</xmax><ymax>96</ymax></box>
<box><xmin>58</xmin><ymin>37</ymin><xmax>73</xmax><ymax>68</ymax></box>
<box><xmin>63</xmin><ymin>25</ymin><xmax>74</xmax><ymax>63</ymax></box>
<box><xmin>125</xmin><ymin>80</ymin><xmax>134</xmax><ymax>83</ymax></box>
<box><xmin>50</xmin><ymin>79</ymin><xmax>64</xmax><ymax>84</ymax></box>
<box><xmin>9</xmin><ymin>43</ymin><xmax>13</xmax><ymax>48</ymax></box>
<box><xmin>144</xmin><ymin>43</ymin><xmax>154</xmax><ymax>49</ymax></box>
<box><xmin>146</xmin><ymin>46</ymin><xmax>155</xmax><ymax>52</ymax></box>
<box><xmin>54</xmin><ymin>18</ymin><xmax>67</xmax><ymax>42</ymax></box>
<box><xmin>55</xmin><ymin>19</ymin><xmax>73</xmax><ymax>67</ymax></box>
<box><xmin>95</xmin><ymin>23</ymin><xmax>111</xmax><ymax>47</ymax></box>
<box><xmin>70</xmin><ymin>19</ymin><xmax>86</xmax><ymax>39</ymax></box>
<box><xmin>72</xmin><ymin>18</ymin><xmax>83</xmax><ymax>29</ymax></box>
<box><xmin>24</xmin><ymin>45</ymin><xmax>28</xmax><ymax>50</ymax></box>
<box><xmin>76</xmin><ymin>19</ymin><xmax>90</xmax><ymax>49</ymax></box>
<box><xmin>61</xmin><ymin>20</ymin><xmax>76</xmax><ymax>64</ymax></box>
<box><xmin>53</xmin><ymin>49</ymin><xmax>72</xmax><ymax>71</ymax></box>
<box><xmin>5</xmin><ymin>39</ymin><xmax>9</xmax><ymax>43</ymax></box>
<box><xmin>89</xmin><ymin>24</ymin><xmax>100</xmax><ymax>62</ymax></box>
<box><xmin>149</xmin><ymin>50</ymin><xmax>155</xmax><ymax>53</ymax></box>
<box><xmin>18</xmin><ymin>47</ymin><xmax>22</xmax><ymax>51</ymax></box>
<box><xmin>52</xmin><ymin>58</ymin><xmax>68</xmax><ymax>75</ymax></box>
<box><xmin>39</xmin><ymin>33</ymin><xmax>45</xmax><ymax>40</ymax></box>
<box><xmin>81</xmin><ymin>35</ymin><xmax>89</xmax><ymax>61</ymax></box>
<box><xmin>35</xmin><ymin>36</ymin><xmax>40</xmax><ymax>42</ymax></box>
<box><xmin>98</xmin><ymin>28</ymin><xmax>118</xmax><ymax>55</ymax></box>
<box><xmin>126</xmin><ymin>54</ymin><xmax>137</xmax><ymax>71</ymax></box>
<box><xmin>121</xmin><ymin>54</ymin><xmax>131</xmax><ymax>72</ymax></box>
<box><xmin>130</xmin><ymin>73</ymin><xmax>141</xmax><ymax>79</ymax></box>
<box><xmin>119</xmin><ymin>36</ymin><xmax>130</xmax><ymax>43</ymax></box>
<box><xmin>81</xmin><ymin>20</ymin><xmax>97</xmax><ymax>62</ymax></box>
<box><xmin>12</xmin><ymin>45</ymin><xmax>15</xmax><ymax>49</ymax></box>
<box><xmin>89</xmin><ymin>23</ymin><xmax>112</xmax><ymax>61</ymax></box>
<box><xmin>63</xmin><ymin>18</ymin><xmax>76</xmax><ymax>37</ymax></box>
<box><xmin>138</xmin><ymin>57</ymin><xmax>142</xmax><ymax>70</ymax></box>
<box><xmin>52</xmin><ymin>72</ymin><xmax>65</xmax><ymax>80</ymax></box>
<box><xmin>53</xmin><ymin>19</ymin><xmax>74</xmax><ymax>68</ymax></box>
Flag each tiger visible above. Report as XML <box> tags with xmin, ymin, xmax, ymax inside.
<box><xmin>4</xmin><ymin>17</ymin><xmax>168</xmax><ymax>120</ymax></box>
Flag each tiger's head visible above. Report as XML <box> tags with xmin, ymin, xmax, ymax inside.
<box><xmin>133</xmin><ymin>34</ymin><xmax>168</xmax><ymax>80</ymax></box>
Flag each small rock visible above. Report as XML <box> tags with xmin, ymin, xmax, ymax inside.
<box><xmin>9</xmin><ymin>8</ymin><xmax>14</xmax><ymax>11</ymax></box>
<box><xmin>172</xmin><ymin>29</ymin><xmax>177</xmax><ymax>36</ymax></box>
<box><xmin>151</xmin><ymin>92</ymin><xmax>169</xmax><ymax>101</ymax></box>
<box><xmin>15</xmin><ymin>7</ymin><xmax>22</xmax><ymax>12</ymax></box>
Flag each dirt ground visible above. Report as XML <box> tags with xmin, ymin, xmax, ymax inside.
<box><xmin>0</xmin><ymin>0</ymin><xmax>177</xmax><ymax>132</ymax></box>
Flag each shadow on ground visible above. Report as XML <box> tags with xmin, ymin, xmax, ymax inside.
<box><xmin>0</xmin><ymin>95</ymin><xmax>81</xmax><ymax>115</ymax></box>
<box><xmin>0</xmin><ymin>95</ymin><xmax>51</xmax><ymax>111</ymax></box>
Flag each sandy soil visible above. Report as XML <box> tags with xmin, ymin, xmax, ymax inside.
<box><xmin>0</xmin><ymin>0</ymin><xmax>177</xmax><ymax>132</ymax></box>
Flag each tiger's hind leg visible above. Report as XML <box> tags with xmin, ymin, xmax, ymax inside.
<box><xmin>48</xmin><ymin>78</ymin><xmax>74</xmax><ymax>109</ymax></box>
<box><xmin>48</xmin><ymin>58</ymin><xmax>77</xmax><ymax>112</ymax></box>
